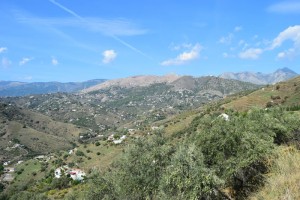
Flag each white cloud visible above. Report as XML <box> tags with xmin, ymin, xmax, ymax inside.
<box><xmin>1</xmin><ymin>58</ymin><xmax>12</xmax><ymax>68</ymax></box>
<box><xmin>19</xmin><ymin>57</ymin><xmax>33</xmax><ymax>66</ymax></box>
<box><xmin>219</xmin><ymin>33</ymin><xmax>234</xmax><ymax>44</ymax></box>
<box><xmin>268</xmin><ymin>1</ymin><xmax>300</xmax><ymax>14</ymax></box>
<box><xmin>52</xmin><ymin>57</ymin><xmax>58</xmax><ymax>66</ymax></box>
<box><xmin>102</xmin><ymin>50</ymin><xmax>117</xmax><ymax>64</ymax></box>
<box><xmin>239</xmin><ymin>48</ymin><xmax>263</xmax><ymax>59</ymax></box>
<box><xmin>270</xmin><ymin>25</ymin><xmax>300</xmax><ymax>49</ymax></box>
<box><xmin>234</xmin><ymin>26</ymin><xmax>243</xmax><ymax>32</ymax></box>
<box><xmin>169</xmin><ymin>43</ymin><xmax>193</xmax><ymax>51</ymax></box>
<box><xmin>277</xmin><ymin>48</ymin><xmax>297</xmax><ymax>59</ymax></box>
<box><xmin>269</xmin><ymin>25</ymin><xmax>300</xmax><ymax>59</ymax></box>
<box><xmin>0</xmin><ymin>47</ymin><xmax>7</xmax><ymax>53</ymax></box>
<box><xmin>161</xmin><ymin>43</ymin><xmax>202</xmax><ymax>66</ymax></box>
<box><xmin>222</xmin><ymin>52</ymin><xmax>235</xmax><ymax>58</ymax></box>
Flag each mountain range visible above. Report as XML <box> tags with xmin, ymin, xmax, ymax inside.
<box><xmin>0</xmin><ymin>68</ymin><xmax>298</xmax><ymax>97</ymax></box>
<box><xmin>219</xmin><ymin>67</ymin><xmax>298</xmax><ymax>85</ymax></box>
<box><xmin>0</xmin><ymin>79</ymin><xmax>106</xmax><ymax>97</ymax></box>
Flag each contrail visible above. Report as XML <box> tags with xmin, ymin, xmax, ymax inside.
<box><xmin>111</xmin><ymin>35</ymin><xmax>151</xmax><ymax>59</ymax></box>
<box><xmin>49</xmin><ymin>0</ymin><xmax>84</xmax><ymax>21</ymax></box>
<box><xmin>49</xmin><ymin>0</ymin><xmax>150</xmax><ymax>59</ymax></box>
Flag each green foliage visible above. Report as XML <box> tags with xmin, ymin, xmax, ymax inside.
<box><xmin>0</xmin><ymin>164</ymin><xmax>3</xmax><ymax>174</ymax></box>
<box><xmin>112</xmin><ymin>133</ymin><xmax>174</xmax><ymax>199</ymax></box>
<box><xmin>9</xmin><ymin>191</ymin><xmax>49</xmax><ymax>200</ymax></box>
<box><xmin>95</xmin><ymin>141</ymin><xmax>100</xmax><ymax>146</ymax></box>
<box><xmin>86</xmin><ymin>134</ymin><xmax>227</xmax><ymax>199</ymax></box>
<box><xmin>0</xmin><ymin>183</ymin><xmax>4</xmax><ymax>193</ymax></box>
<box><xmin>159</xmin><ymin>144</ymin><xmax>224</xmax><ymax>199</ymax></box>
<box><xmin>82</xmin><ymin>107</ymin><xmax>297</xmax><ymax>199</ymax></box>
<box><xmin>192</xmin><ymin>108</ymin><xmax>300</xmax><ymax>196</ymax></box>
<box><xmin>85</xmin><ymin>173</ymin><xmax>118</xmax><ymax>200</ymax></box>
<box><xmin>51</xmin><ymin>176</ymin><xmax>71</xmax><ymax>190</ymax></box>
<box><xmin>75</xmin><ymin>150</ymin><xmax>85</xmax><ymax>157</ymax></box>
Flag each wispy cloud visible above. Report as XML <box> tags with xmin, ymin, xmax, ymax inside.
<box><xmin>219</xmin><ymin>33</ymin><xmax>234</xmax><ymax>44</ymax></box>
<box><xmin>102</xmin><ymin>50</ymin><xmax>117</xmax><ymax>64</ymax></box>
<box><xmin>222</xmin><ymin>52</ymin><xmax>235</xmax><ymax>58</ymax></box>
<box><xmin>169</xmin><ymin>42</ymin><xmax>193</xmax><ymax>51</ymax></box>
<box><xmin>267</xmin><ymin>1</ymin><xmax>300</xmax><ymax>14</ymax></box>
<box><xmin>19</xmin><ymin>57</ymin><xmax>33</xmax><ymax>66</ymax></box>
<box><xmin>269</xmin><ymin>25</ymin><xmax>300</xmax><ymax>59</ymax></box>
<box><xmin>239</xmin><ymin>48</ymin><xmax>263</xmax><ymax>59</ymax></box>
<box><xmin>234</xmin><ymin>26</ymin><xmax>243</xmax><ymax>32</ymax></box>
<box><xmin>48</xmin><ymin>0</ymin><xmax>149</xmax><ymax>58</ymax></box>
<box><xmin>161</xmin><ymin>43</ymin><xmax>202</xmax><ymax>66</ymax></box>
<box><xmin>17</xmin><ymin>16</ymin><xmax>147</xmax><ymax>37</ymax></box>
<box><xmin>0</xmin><ymin>47</ymin><xmax>7</xmax><ymax>53</ymax></box>
<box><xmin>1</xmin><ymin>58</ymin><xmax>12</xmax><ymax>68</ymax></box>
<box><xmin>219</xmin><ymin>26</ymin><xmax>242</xmax><ymax>45</ymax></box>
<box><xmin>52</xmin><ymin>57</ymin><xmax>58</xmax><ymax>66</ymax></box>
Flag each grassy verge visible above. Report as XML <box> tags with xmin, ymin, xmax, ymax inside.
<box><xmin>250</xmin><ymin>146</ymin><xmax>300</xmax><ymax>200</ymax></box>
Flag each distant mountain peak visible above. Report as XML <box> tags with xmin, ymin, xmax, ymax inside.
<box><xmin>219</xmin><ymin>68</ymin><xmax>298</xmax><ymax>85</ymax></box>
<box><xmin>275</xmin><ymin>67</ymin><xmax>296</xmax><ymax>74</ymax></box>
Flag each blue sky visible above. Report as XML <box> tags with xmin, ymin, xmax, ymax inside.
<box><xmin>0</xmin><ymin>0</ymin><xmax>299</xmax><ymax>82</ymax></box>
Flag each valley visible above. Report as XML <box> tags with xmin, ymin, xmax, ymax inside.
<box><xmin>0</xmin><ymin>73</ymin><xmax>300</xmax><ymax>200</ymax></box>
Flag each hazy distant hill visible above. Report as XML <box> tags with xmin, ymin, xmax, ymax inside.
<box><xmin>0</xmin><ymin>81</ymin><xmax>26</xmax><ymax>90</ymax></box>
<box><xmin>82</xmin><ymin>74</ymin><xmax>180</xmax><ymax>93</ymax></box>
<box><xmin>219</xmin><ymin>67</ymin><xmax>298</xmax><ymax>85</ymax></box>
<box><xmin>82</xmin><ymin>74</ymin><xmax>258</xmax><ymax>94</ymax></box>
<box><xmin>0</xmin><ymin>79</ymin><xmax>107</xmax><ymax>97</ymax></box>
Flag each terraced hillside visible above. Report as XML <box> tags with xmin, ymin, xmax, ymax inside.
<box><xmin>0</xmin><ymin>102</ymin><xmax>88</xmax><ymax>162</ymax></box>
<box><xmin>224</xmin><ymin>75</ymin><xmax>300</xmax><ymax>111</ymax></box>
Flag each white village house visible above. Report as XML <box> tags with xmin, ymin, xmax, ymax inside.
<box><xmin>55</xmin><ymin>166</ymin><xmax>86</xmax><ymax>181</ymax></box>
<box><xmin>219</xmin><ymin>113</ymin><xmax>230</xmax><ymax>121</ymax></box>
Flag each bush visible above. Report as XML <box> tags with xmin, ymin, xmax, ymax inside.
<box><xmin>159</xmin><ymin>144</ymin><xmax>224</xmax><ymax>199</ymax></box>
<box><xmin>75</xmin><ymin>150</ymin><xmax>85</xmax><ymax>157</ymax></box>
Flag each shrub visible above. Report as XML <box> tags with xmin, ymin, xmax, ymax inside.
<box><xmin>75</xmin><ymin>150</ymin><xmax>85</xmax><ymax>157</ymax></box>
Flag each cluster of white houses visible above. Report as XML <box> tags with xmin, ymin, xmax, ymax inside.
<box><xmin>55</xmin><ymin>165</ymin><xmax>86</xmax><ymax>181</ymax></box>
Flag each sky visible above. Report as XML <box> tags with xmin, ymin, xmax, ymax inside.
<box><xmin>0</xmin><ymin>0</ymin><xmax>299</xmax><ymax>82</ymax></box>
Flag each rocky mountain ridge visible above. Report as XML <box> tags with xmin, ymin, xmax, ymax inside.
<box><xmin>81</xmin><ymin>74</ymin><xmax>180</xmax><ymax>93</ymax></box>
<box><xmin>219</xmin><ymin>67</ymin><xmax>298</xmax><ymax>85</ymax></box>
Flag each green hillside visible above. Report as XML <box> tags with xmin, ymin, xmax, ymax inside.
<box><xmin>0</xmin><ymin>103</ymin><xmax>87</xmax><ymax>162</ymax></box>
<box><xmin>224</xmin><ymin>75</ymin><xmax>300</xmax><ymax>111</ymax></box>
<box><xmin>1</xmin><ymin>76</ymin><xmax>300</xmax><ymax>199</ymax></box>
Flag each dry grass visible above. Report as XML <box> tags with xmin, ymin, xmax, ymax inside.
<box><xmin>64</xmin><ymin>141</ymin><xmax>123</xmax><ymax>171</ymax></box>
<box><xmin>250</xmin><ymin>146</ymin><xmax>300</xmax><ymax>200</ymax></box>
<box><xmin>163</xmin><ymin>110</ymin><xmax>198</xmax><ymax>136</ymax></box>
<box><xmin>224</xmin><ymin>76</ymin><xmax>300</xmax><ymax>111</ymax></box>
